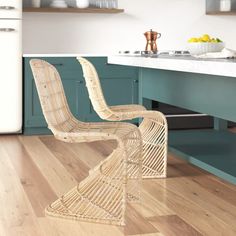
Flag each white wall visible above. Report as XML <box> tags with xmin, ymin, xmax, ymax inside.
<box><xmin>23</xmin><ymin>0</ymin><xmax>236</xmax><ymax>54</ymax></box>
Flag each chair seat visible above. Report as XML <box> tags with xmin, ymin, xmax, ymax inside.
<box><xmin>110</xmin><ymin>104</ymin><xmax>147</xmax><ymax>113</ymax></box>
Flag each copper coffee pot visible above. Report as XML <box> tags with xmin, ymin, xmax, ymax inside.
<box><xmin>144</xmin><ymin>29</ymin><xmax>161</xmax><ymax>53</ymax></box>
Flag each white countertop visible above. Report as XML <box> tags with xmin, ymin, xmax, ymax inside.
<box><xmin>23</xmin><ymin>54</ymin><xmax>108</xmax><ymax>57</ymax></box>
<box><xmin>108</xmin><ymin>55</ymin><xmax>236</xmax><ymax>78</ymax></box>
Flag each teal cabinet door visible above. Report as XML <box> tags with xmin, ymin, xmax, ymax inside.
<box><xmin>24</xmin><ymin>57</ymin><xmax>86</xmax><ymax>134</ymax></box>
<box><xmin>24</xmin><ymin>57</ymin><xmax>138</xmax><ymax>135</ymax></box>
<box><xmin>85</xmin><ymin>78</ymin><xmax>139</xmax><ymax>122</ymax></box>
<box><xmin>79</xmin><ymin>57</ymin><xmax>139</xmax><ymax>122</ymax></box>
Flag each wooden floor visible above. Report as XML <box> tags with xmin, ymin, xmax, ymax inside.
<box><xmin>0</xmin><ymin>135</ymin><xmax>236</xmax><ymax>236</ymax></box>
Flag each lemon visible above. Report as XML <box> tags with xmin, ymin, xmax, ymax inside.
<box><xmin>198</xmin><ymin>37</ymin><xmax>205</xmax><ymax>43</ymax></box>
<box><xmin>188</xmin><ymin>34</ymin><xmax>223</xmax><ymax>43</ymax></box>
<box><xmin>202</xmin><ymin>34</ymin><xmax>211</xmax><ymax>42</ymax></box>
<box><xmin>188</xmin><ymin>37</ymin><xmax>198</xmax><ymax>43</ymax></box>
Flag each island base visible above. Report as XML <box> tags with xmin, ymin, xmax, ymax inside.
<box><xmin>169</xmin><ymin>129</ymin><xmax>236</xmax><ymax>184</ymax></box>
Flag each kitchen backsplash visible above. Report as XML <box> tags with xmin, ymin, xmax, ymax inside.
<box><xmin>23</xmin><ymin>0</ymin><xmax>236</xmax><ymax>54</ymax></box>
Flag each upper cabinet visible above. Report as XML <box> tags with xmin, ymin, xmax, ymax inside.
<box><xmin>206</xmin><ymin>0</ymin><xmax>236</xmax><ymax>15</ymax></box>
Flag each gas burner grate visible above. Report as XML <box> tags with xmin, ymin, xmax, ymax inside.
<box><xmin>118</xmin><ymin>50</ymin><xmax>191</xmax><ymax>57</ymax></box>
<box><xmin>141</xmin><ymin>50</ymin><xmax>191</xmax><ymax>57</ymax></box>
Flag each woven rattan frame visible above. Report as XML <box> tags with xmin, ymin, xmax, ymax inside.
<box><xmin>30</xmin><ymin>59</ymin><xmax>142</xmax><ymax>226</ymax></box>
<box><xmin>77</xmin><ymin>57</ymin><xmax>168</xmax><ymax>179</ymax></box>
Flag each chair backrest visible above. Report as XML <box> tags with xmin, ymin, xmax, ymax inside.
<box><xmin>30</xmin><ymin>59</ymin><xmax>76</xmax><ymax>133</ymax></box>
<box><xmin>77</xmin><ymin>57</ymin><xmax>114</xmax><ymax>120</ymax></box>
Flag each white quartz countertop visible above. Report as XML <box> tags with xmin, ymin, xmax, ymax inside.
<box><xmin>108</xmin><ymin>55</ymin><xmax>236</xmax><ymax>78</ymax></box>
<box><xmin>23</xmin><ymin>54</ymin><xmax>108</xmax><ymax>57</ymax></box>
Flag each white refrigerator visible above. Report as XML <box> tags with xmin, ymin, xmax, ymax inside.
<box><xmin>0</xmin><ymin>0</ymin><xmax>22</xmax><ymax>133</ymax></box>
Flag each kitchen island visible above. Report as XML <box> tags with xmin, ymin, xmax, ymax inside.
<box><xmin>108</xmin><ymin>55</ymin><xmax>236</xmax><ymax>184</ymax></box>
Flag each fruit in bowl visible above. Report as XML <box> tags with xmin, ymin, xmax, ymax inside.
<box><xmin>187</xmin><ymin>34</ymin><xmax>225</xmax><ymax>55</ymax></box>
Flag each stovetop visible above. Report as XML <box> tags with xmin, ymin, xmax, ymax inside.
<box><xmin>119</xmin><ymin>50</ymin><xmax>191</xmax><ymax>57</ymax></box>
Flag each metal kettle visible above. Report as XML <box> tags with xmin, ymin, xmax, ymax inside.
<box><xmin>144</xmin><ymin>29</ymin><xmax>161</xmax><ymax>53</ymax></box>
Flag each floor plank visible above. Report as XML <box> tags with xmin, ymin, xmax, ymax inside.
<box><xmin>38</xmin><ymin>217</ymin><xmax>124</xmax><ymax>236</ymax></box>
<box><xmin>0</xmin><ymin>141</ymin><xmax>43</xmax><ymax>236</ymax></box>
<box><xmin>148</xmin><ymin>215</ymin><xmax>202</xmax><ymax>236</ymax></box>
<box><xmin>1</xmin><ymin>136</ymin><xmax>57</xmax><ymax>217</ymax></box>
<box><xmin>131</xmin><ymin>188</ymin><xmax>174</xmax><ymax>218</ymax></box>
<box><xmin>191</xmin><ymin>175</ymin><xmax>236</xmax><ymax>206</ymax></box>
<box><xmin>159</xmin><ymin>176</ymin><xmax>236</xmax><ymax>231</ymax></box>
<box><xmin>0</xmin><ymin>222</ymin><xmax>7</xmax><ymax>236</ymax></box>
<box><xmin>40</xmin><ymin>136</ymin><xmax>89</xmax><ymax>182</ymax></box>
<box><xmin>131</xmin><ymin>234</ymin><xmax>164</xmax><ymax>236</ymax></box>
<box><xmin>122</xmin><ymin>205</ymin><xmax>159</xmax><ymax>235</ymax></box>
<box><xmin>144</xmin><ymin>180</ymin><xmax>236</xmax><ymax>236</ymax></box>
<box><xmin>19</xmin><ymin>136</ymin><xmax>77</xmax><ymax>196</ymax></box>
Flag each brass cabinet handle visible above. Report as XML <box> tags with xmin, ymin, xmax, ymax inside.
<box><xmin>0</xmin><ymin>28</ymin><xmax>15</xmax><ymax>32</ymax></box>
<box><xmin>0</xmin><ymin>6</ymin><xmax>15</xmax><ymax>10</ymax></box>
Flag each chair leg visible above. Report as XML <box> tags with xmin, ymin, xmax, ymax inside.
<box><xmin>45</xmin><ymin>129</ymin><xmax>142</xmax><ymax>226</ymax></box>
<box><xmin>139</xmin><ymin>115</ymin><xmax>168</xmax><ymax>179</ymax></box>
<box><xmin>45</xmin><ymin>147</ymin><xmax>127</xmax><ymax>225</ymax></box>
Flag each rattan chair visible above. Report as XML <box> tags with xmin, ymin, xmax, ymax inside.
<box><xmin>30</xmin><ymin>59</ymin><xmax>142</xmax><ymax>226</ymax></box>
<box><xmin>77</xmin><ymin>57</ymin><xmax>168</xmax><ymax>179</ymax></box>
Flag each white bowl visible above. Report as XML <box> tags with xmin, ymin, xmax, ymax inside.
<box><xmin>76</xmin><ymin>0</ymin><xmax>89</xmax><ymax>8</ymax></box>
<box><xmin>50</xmin><ymin>0</ymin><xmax>68</xmax><ymax>8</ymax></box>
<box><xmin>187</xmin><ymin>42</ymin><xmax>225</xmax><ymax>55</ymax></box>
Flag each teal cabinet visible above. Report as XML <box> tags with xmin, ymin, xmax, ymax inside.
<box><xmin>24</xmin><ymin>57</ymin><xmax>139</xmax><ymax>135</ymax></box>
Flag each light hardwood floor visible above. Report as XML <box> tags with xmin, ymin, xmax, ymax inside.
<box><xmin>0</xmin><ymin>135</ymin><xmax>236</xmax><ymax>236</ymax></box>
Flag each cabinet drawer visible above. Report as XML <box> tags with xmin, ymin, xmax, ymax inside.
<box><xmin>0</xmin><ymin>0</ymin><xmax>22</xmax><ymax>19</ymax></box>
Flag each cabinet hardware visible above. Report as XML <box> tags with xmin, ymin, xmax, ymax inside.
<box><xmin>0</xmin><ymin>6</ymin><xmax>15</xmax><ymax>10</ymax></box>
<box><xmin>51</xmin><ymin>63</ymin><xmax>64</xmax><ymax>66</ymax></box>
<box><xmin>78</xmin><ymin>81</ymin><xmax>84</xmax><ymax>84</ymax></box>
<box><xmin>0</xmin><ymin>28</ymin><xmax>15</xmax><ymax>32</ymax></box>
<box><xmin>133</xmin><ymin>80</ymin><xmax>138</xmax><ymax>83</ymax></box>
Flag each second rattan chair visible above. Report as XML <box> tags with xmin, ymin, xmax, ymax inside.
<box><xmin>77</xmin><ymin>57</ymin><xmax>168</xmax><ymax>179</ymax></box>
<box><xmin>30</xmin><ymin>59</ymin><xmax>142</xmax><ymax>226</ymax></box>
